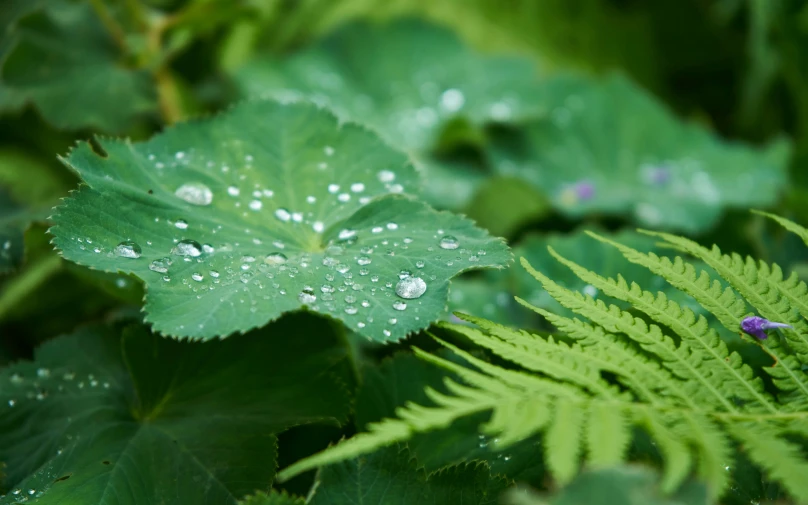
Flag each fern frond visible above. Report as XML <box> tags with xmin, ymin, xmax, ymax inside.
<box><xmin>585</xmin><ymin>231</ymin><xmax>746</xmax><ymax>333</ymax></box>
<box><xmin>279</xmin><ymin>217</ymin><xmax>808</xmax><ymax>503</ymax></box>
<box><xmin>753</xmin><ymin>209</ymin><xmax>808</xmax><ymax>247</ymax></box>
<box><xmin>545</xmin><ymin>398</ymin><xmax>585</xmax><ymax>484</ymax></box>
<box><xmin>543</xmin><ymin>249</ymin><xmax>777</xmax><ymax>413</ymax></box>
<box><xmin>585</xmin><ymin>402</ymin><xmax>631</xmax><ymax>469</ymax></box>
<box><xmin>520</xmin><ymin>257</ymin><xmax>740</xmax><ymax>412</ymax></box>
<box><xmin>726</xmin><ymin>422</ymin><xmax>808</xmax><ymax>502</ymax></box>
<box><xmin>589</xmin><ymin>231</ymin><xmax>808</xmax><ymax>403</ymax></box>
<box><xmin>511</xmin><ymin>299</ymin><xmax>689</xmax><ymax>406</ymax></box>
<box><xmin>642</xmin><ymin>230</ymin><xmax>808</xmax><ymax>362</ymax></box>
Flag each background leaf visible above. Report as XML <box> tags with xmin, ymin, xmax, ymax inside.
<box><xmin>488</xmin><ymin>73</ymin><xmax>791</xmax><ymax>232</ymax></box>
<box><xmin>308</xmin><ymin>445</ymin><xmax>509</xmax><ymax>504</ymax></box>
<box><xmin>0</xmin><ymin>313</ymin><xmax>354</xmax><ymax>504</ymax></box>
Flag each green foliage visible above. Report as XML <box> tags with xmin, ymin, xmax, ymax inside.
<box><xmin>505</xmin><ymin>466</ymin><xmax>709</xmax><ymax>505</ymax></box>
<box><xmin>49</xmin><ymin>100</ymin><xmax>510</xmax><ymax>341</ymax></box>
<box><xmin>5</xmin><ymin>2</ymin><xmax>808</xmax><ymax>504</ymax></box>
<box><xmin>0</xmin><ymin>313</ymin><xmax>354</xmax><ymax>504</ymax></box>
<box><xmin>2</xmin><ymin>1</ymin><xmax>156</xmax><ymax>132</ymax></box>
<box><xmin>277</xmin><ymin>215</ymin><xmax>808</xmax><ymax>503</ymax></box>
<box><xmin>488</xmin><ymin>73</ymin><xmax>791</xmax><ymax>232</ymax></box>
<box><xmin>307</xmin><ymin>444</ymin><xmax>508</xmax><ymax>504</ymax></box>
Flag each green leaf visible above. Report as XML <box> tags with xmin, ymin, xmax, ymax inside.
<box><xmin>239</xmin><ymin>490</ymin><xmax>304</xmax><ymax>505</ymax></box>
<box><xmin>488</xmin><ymin>73</ymin><xmax>791</xmax><ymax>232</ymax></box>
<box><xmin>307</xmin><ymin>445</ymin><xmax>509</xmax><ymax>505</ymax></box>
<box><xmin>0</xmin><ymin>189</ymin><xmax>26</xmax><ymax>273</ymax></box>
<box><xmin>235</xmin><ymin>18</ymin><xmax>543</xmax><ymax>209</ymax></box>
<box><xmin>1</xmin><ymin>0</ymin><xmax>156</xmax><ymax>132</ymax></box>
<box><xmin>50</xmin><ymin>100</ymin><xmax>510</xmax><ymax>341</ymax></box>
<box><xmin>504</xmin><ymin>466</ymin><xmax>710</xmax><ymax>505</ymax></box>
<box><xmin>0</xmin><ymin>313</ymin><xmax>354</xmax><ymax>504</ymax></box>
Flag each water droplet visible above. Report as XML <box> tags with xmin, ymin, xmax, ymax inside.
<box><xmin>172</xmin><ymin>239</ymin><xmax>202</xmax><ymax>257</ymax></box>
<box><xmin>324</xmin><ymin>146</ymin><xmax>335</xmax><ymax>156</ymax></box>
<box><xmin>393</xmin><ymin>301</ymin><xmax>407</xmax><ymax>311</ymax></box>
<box><xmin>114</xmin><ymin>241</ymin><xmax>141</xmax><ymax>259</ymax></box>
<box><xmin>191</xmin><ymin>272</ymin><xmax>203</xmax><ymax>282</ymax></box>
<box><xmin>298</xmin><ymin>287</ymin><xmax>317</xmax><ymax>304</ymax></box>
<box><xmin>371</xmin><ymin>226</ymin><xmax>383</xmax><ymax>234</ymax></box>
<box><xmin>328</xmin><ymin>184</ymin><xmax>340</xmax><ymax>194</ymax></box>
<box><xmin>378</xmin><ymin>170</ymin><xmax>395</xmax><ymax>183</ymax></box>
<box><xmin>227</xmin><ymin>186</ymin><xmax>240</xmax><ymax>196</ymax></box>
<box><xmin>398</xmin><ymin>270</ymin><xmax>412</xmax><ymax>279</ymax></box>
<box><xmin>415</xmin><ymin>260</ymin><xmax>425</xmax><ymax>268</ymax></box>
<box><xmin>338</xmin><ymin>229</ymin><xmax>356</xmax><ymax>241</ymax></box>
<box><xmin>150</xmin><ymin>259</ymin><xmax>171</xmax><ymax>273</ymax></box>
<box><xmin>174</xmin><ymin>219</ymin><xmax>189</xmax><ymax>230</ymax></box>
<box><xmin>275</xmin><ymin>208</ymin><xmax>291</xmax><ymax>222</ymax></box>
<box><xmin>210</xmin><ymin>270</ymin><xmax>220</xmax><ymax>278</ymax></box>
<box><xmin>175</xmin><ymin>182</ymin><xmax>213</xmax><ymax>206</ymax></box>
<box><xmin>350</xmin><ymin>183</ymin><xmax>365</xmax><ymax>192</ymax></box>
<box><xmin>264</xmin><ymin>252</ymin><xmax>287</xmax><ymax>265</ymax></box>
<box><xmin>361</xmin><ymin>300</ymin><xmax>371</xmax><ymax>308</ymax></box>
<box><xmin>357</xmin><ymin>256</ymin><xmax>371</xmax><ymax>266</ymax></box>
<box><xmin>345</xmin><ymin>306</ymin><xmax>358</xmax><ymax>315</ymax></box>
<box><xmin>37</xmin><ymin>368</ymin><xmax>50</xmax><ymax>378</ymax></box>
<box><xmin>202</xmin><ymin>243</ymin><xmax>215</xmax><ymax>254</ymax></box>
<box><xmin>440</xmin><ymin>88</ymin><xmax>465</xmax><ymax>112</ymax></box>
<box><xmin>439</xmin><ymin>235</ymin><xmax>459</xmax><ymax>250</ymax></box>
<box><xmin>249</xmin><ymin>200</ymin><xmax>262</xmax><ymax>211</ymax></box>
<box><xmin>386</xmin><ymin>222</ymin><xmax>398</xmax><ymax>230</ymax></box>
<box><xmin>582</xmin><ymin>284</ymin><xmax>598</xmax><ymax>297</ymax></box>
<box><xmin>383</xmin><ymin>329</ymin><xmax>392</xmax><ymax>337</ymax></box>
<box><xmin>395</xmin><ymin>277</ymin><xmax>427</xmax><ymax>299</ymax></box>
<box><xmin>313</xmin><ymin>221</ymin><xmax>325</xmax><ymax>233</ymax></box>
<box><xmin>388</xmin><ymin>318</ymin><xmax>397</xmax><ymax>324</ymax></box>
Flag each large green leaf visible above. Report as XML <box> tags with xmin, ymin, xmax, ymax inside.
<box><xmin>1</xmin><ymin>0</ymin><xmax>155</xmax><ymax>132</ymax></box>
<box><xmin>488</xmin><ymin>73</ymin><xmax>791</xmax><ymax>232</ymax></box>
<box><xmin>0</xmin><ymin>313</ymin><xmax>354</xmax><ymax>504</ymax></box>
<box><xmin>306</xmin><ymin>445</ymin><xmax>509</xmax><ymax>504</ymax></box>
<box><xmin>235</xmin><ymin>18</ymin><xmax>543</xmax><ymax>209</ymax></box>
<box><xmin>505</xmin><ymin>466</ymin><xmax>709</xmax><ymax>505</ymax></box>
<box><xmin>50</xmin><ymin>100</ymin><xmax>510</xmax><ymax>341</ymax></box>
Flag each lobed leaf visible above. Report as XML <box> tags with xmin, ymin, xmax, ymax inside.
<box><xmin>50</xmin><ymin>100</ymin><xmax>510</xmax><ymax>342</ymax></box>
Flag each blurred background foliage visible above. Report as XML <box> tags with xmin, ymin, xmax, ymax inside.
<box><xmin>2</xmin><ymin>0</ymin><xmax>808</xmax><ymax>502</ymax></box>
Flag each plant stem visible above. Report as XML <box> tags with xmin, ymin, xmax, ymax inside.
<box><xmin>154</xmin><ymin>66</ymin><xmax>183</xmax><ymax>125</ymax></box>
<box><xmin>0</xmin><ymin>255</ymin><xmax>61</xmax><ymax>320</ymax></box>
<box><xmin>90</xmin><ymin>0</ymin><xmax>128</xmax><ymax>52</ymax></box>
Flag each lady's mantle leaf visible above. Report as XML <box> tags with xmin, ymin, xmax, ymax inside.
<box><xmin>50</xmin><ymin>100</ymin><xmax>510</xmax><ymax>341</ymax></box>
<box><xmin>236</xmin><ymin>18</ymin><xmax>542</xmax><ymax>153</ymax></box>
<box><xmin>1</xmin><ymin>0</ymin><xmax>155</xmax><ymax>132</ymax></box>
<box><xmin>0</xmin><ymin>313</ymin><xmax>354</xmax><ymax>504</ymax></box>
<box><xmin>489</xmin><ymin>73</ymin><xmax>790</xmax><ymax>233</ymax></box>
<box><xmin>307</xmin><ymin>445</ymin><xmax>509</xmax><ymax>505</ymax></box>
<box><xmin>235</xmin><ymin>18</ymin><xmax>543</xmax><ymax>209</ymax></box>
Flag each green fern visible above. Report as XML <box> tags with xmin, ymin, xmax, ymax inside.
<box><xmin>277</xmin><ymin>214</ymin><xmax>808</xmax><ymax>503</ymax></box>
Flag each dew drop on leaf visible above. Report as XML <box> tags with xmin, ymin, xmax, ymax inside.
<box><xmin>298</xmin><ymin>287</ymin><xmax>317</xmax><ymax>304</ymax></box>
<box><xmin>174</xmin><ymin>219</ymin><xmax>189</xmax><ymax>230</ymax></box>
<box><xmin>439</xmin><ymin>235</ymin><xmax>459</xmax><ymax>250</ymax></box>
<box><xmin>392</xmin><ymin>300</ymin><xmax>407</xmax><ymax>311</ymax></box>
<box><xmin>264</xmin><ymin>252</ymin><xmax>288</xmax><ymax>265</ymax></box>
<box><xmin>172</xmin><ymin>239</ymin><xmax>203</xmax><ymax>257</ymax></box>
<box><xmin>114</xmin><ymin>241</ymin><xmax>142</xmax><ymax>259</ymax></box>
<box><xmin>357</xmin><ymin>256</ymin><xmax>371</xmax><ymax>266</ymax></box>
<box><xmin>378</xmin><ymin>170</ymin><xmax>395</xmax><ymax>182</ymax></box>
<box><xmin>149</xmin><ymin>259</ymin><xmax>170</xmax><ymax>273</ymax></box>
<box><xmin>191</xmin><ymin>273</ymin><xmax>203</xmax><ymax>282</ymax></box>
<box><xmin>395</xmin><ymin>276</ymin><xmax>427</xmax><ymax>299</ymax></box>
<box><xmin>174</xmin><ymin>182</ymin><xmax>213</xmax><ymax>206</ymax></box>
<box><xmin>275</xmin><ymin>208</ymin><xmax>291</xmax><ymax>222</ymax></box>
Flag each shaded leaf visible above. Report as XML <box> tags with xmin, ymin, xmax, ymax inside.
<box><xmin>504</xmin><ymin>466</ymin><xmax>709</xmax><ymax>505</ymax></box>
<box><xmin>488</xmin><ymin>73</ymin><xmax>790</xmax><ymax>232</ymax></box>
<box><xmin>308</xmin><ymin>445</ymin><xmax>509</xmax><ymax>505</ymax></box>
<box><xmin>50</xmin><ymin>100</ymin><xmax>510</xmax><ymax>341</ymax></box>
<box><xmin>236</xmin><ymin>18</ymin><xmax>544</xmax><ymax>209</ymax></box>
<box><xmin>0</xmin><ymin>313</ymin><xmax>354</xmax><ymax>504</ymax></box>
<box><xmin>1</xmin><ymin>0</ymin><xmax>155</xmax><ymax>132</ymax></box>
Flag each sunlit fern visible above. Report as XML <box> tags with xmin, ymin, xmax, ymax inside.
<box><xmin>277</xmin><ymin>213</ymin><xmax>808</xmax><ymax>502</ymax></box>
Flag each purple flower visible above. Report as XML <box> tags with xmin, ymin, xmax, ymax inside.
<box><xmin>574</xmin><ymin>180</ymin><xmax>595</xmax><ymax>201</ymax></box>
<box><xmin>741</xmin><ymin>316</ymin><xmax>792</xmax><ymax>340</ymax></box>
